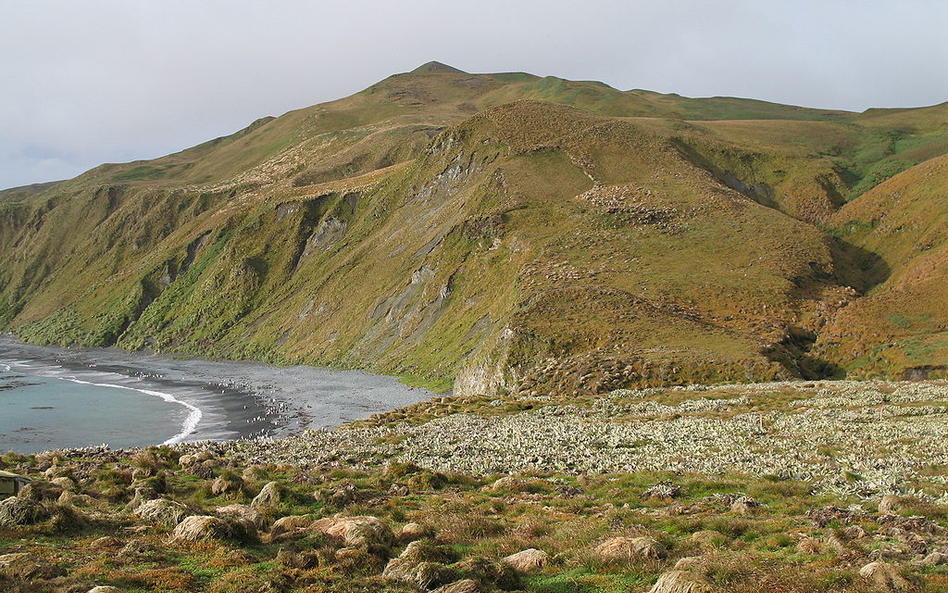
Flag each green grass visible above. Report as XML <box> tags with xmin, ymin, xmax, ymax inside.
<box><xmin>3</xmin><ymin>64</ymin><xmax>948</xmax><ymax>392</ymax></box>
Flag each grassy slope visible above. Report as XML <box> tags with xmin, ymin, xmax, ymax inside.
<box><xmin>817</xmin><ymin>154</ymin><xmax>948</xmax><ymax>377</ymax></box>
<box><xmin>2</xmin><ymin>64</ymin><xmax>947</xmax><ymax>391</ymax></box>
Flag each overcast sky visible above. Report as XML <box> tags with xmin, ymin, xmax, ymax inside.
<box><xmin>1</xmin><ymin>0</ymin><xmax>947</xmax><ymax>190</ymax></box>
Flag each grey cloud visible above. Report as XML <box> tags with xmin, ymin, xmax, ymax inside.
<box><xmin>1</xmin><ymin>0</ymin><xmax>946</xmax><ymax>189</ymax></box>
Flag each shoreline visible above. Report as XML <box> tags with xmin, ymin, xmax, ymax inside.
<box><xmin>0</xmin><ymin>334</ymin><xmax>435</xmax><ymax>452</ymax></box>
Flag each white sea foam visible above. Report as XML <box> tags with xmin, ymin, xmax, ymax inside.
<box><xmin>0</xmin><ymin>363</ymin><xmax>10</xmax><ymax>372</ymax></box>
<box><xmin>61</xmin><ymin>377</ymin><xmax>203</xmax><ymax>444</ymax></box>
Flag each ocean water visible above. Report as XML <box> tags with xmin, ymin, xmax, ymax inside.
<box><xmin>0</xmin><ymin>335</ymin><xmax>435</xmax><ymax>454</ymax></box>
<box><xmin>0</xmin><ymin>356</ymin><xmax>272</xmax><ymax>454</ymax></box>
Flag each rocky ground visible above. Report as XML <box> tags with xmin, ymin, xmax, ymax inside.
<box><xmin>1</xmin><ymin>380</ymin><xmax>948</xmax><ymax>592</ymax></box>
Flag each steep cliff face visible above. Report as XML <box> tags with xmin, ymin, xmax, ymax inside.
<box><xmin>2</xmin><ymin>65</ymin><xmax>947</xmax><ymax>392</ymax></box>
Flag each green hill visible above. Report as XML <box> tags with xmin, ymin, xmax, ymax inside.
<box><xmin>2</xmin><ymin>63</ymin><xmax>947</xmax><ymax>392</ymax></box>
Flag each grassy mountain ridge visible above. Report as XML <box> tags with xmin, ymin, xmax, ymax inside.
<box><xmin>2</xmin><ymin>63</ymin><xmax>947</xmax><ymax>392</ymax></box>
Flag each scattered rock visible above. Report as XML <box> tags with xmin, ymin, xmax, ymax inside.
<box><xmin>250</xmin><ymin>481</ymin><xmax>282</xmax><ymax>509</ymax></box>
<box><xmin>241</xmin><ymin>465</ymin><xmax>268</xmax><ymax>483</ymax></box>
<box><xmin>859</xmin><ymin>562</ymin><xmax>912</xmax><ymax>592</ymax></box>
<box><xmin>648</xmin><ymin>570</ymin><xmax>712</xmax><ymax>593</ymax></box>
<box><xmin>189</xmin><ymin>462</ymin><xmax>215</xmax><ymax>479</ymax></box>
<box><xmin>596</xmin><ymin>536</ymin><xmax>666</xmax><ymax>562</ymax></box>
<box><xmin>327</xmin><ymin>482</ymin><xmax>362</xmax><ymax>506</ymax></box>
<box><xmin>502</xmin><ymin>548</ymin><xmax>549</xmax><ymax>573</ymax></box>
<box><xmin>313</xmin><ymin>515</ymin><xmax>394</xmax><ymax>548</ymax></box>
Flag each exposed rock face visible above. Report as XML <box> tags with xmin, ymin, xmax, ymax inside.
<box><xmin>596</xmin><ymin>536</ymin><xmax>666</xmax><ymax>561</ymax></box>
<box><xmin>251</xmin><ymin>481</ymin><xmax>282</xmax><ymax>509</ymax></box>
<box><xmin>313</xmin><ymin>515</ymin><xmax>394</xmax><ymax>548</ymax></box>
<box><xmin>648</xmin><ymin>571</ymin><xmax>712</xmax><ymax>593</ymax></box>
<box><xmin>135</xmin><ymin>498</ymin><xmax>190</xmax><ymax>527</ymax></box>
<box><xmin>502</xmin><ymin>548</ymin><xmax>550</xmax><ymax>573</ymax></box>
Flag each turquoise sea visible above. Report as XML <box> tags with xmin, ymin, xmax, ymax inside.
<box><xmin>0</xmin><ymin>354</ymin><xmax>273</xmax><ymax>454</ymax></box>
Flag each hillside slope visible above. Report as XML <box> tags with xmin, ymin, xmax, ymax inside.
<box><xmin>817</xmin><ymin>154</ymin><xmax>948</xmax><ymax>378</ymax></box>
<box><xmin>1</xmin><ymin>63</ymin><xmax>946</xmax><ymax>392</ymax></box>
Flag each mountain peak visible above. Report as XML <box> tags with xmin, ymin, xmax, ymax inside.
<box><xmin>410</xmin><ymin>61</ymin><xmax>466</xmax><ymax>74</ymax></box>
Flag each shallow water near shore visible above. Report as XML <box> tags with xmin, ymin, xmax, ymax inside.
<box><xmin>0</xmin><ymin>335</ymin><xmax>435</xmax><ymax>453</ymax></box>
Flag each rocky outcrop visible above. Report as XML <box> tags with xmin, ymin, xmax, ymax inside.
<box><xmin>250</xmin><ymin>481</ymin><xmax>283</xmax><ymax>509</ymax></box>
